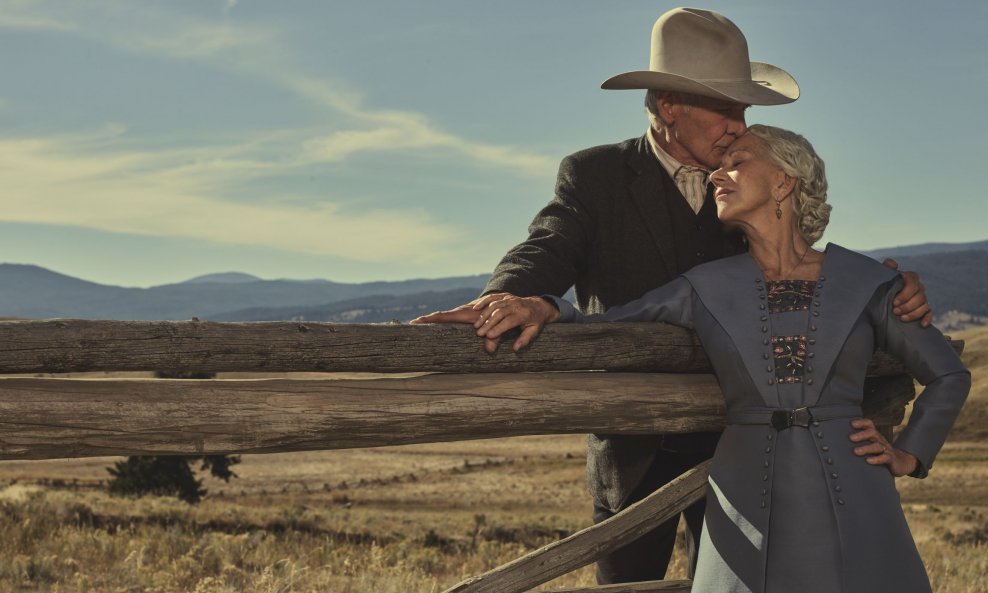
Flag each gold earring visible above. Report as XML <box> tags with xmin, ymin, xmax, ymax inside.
<box><xmin>775</xmin><ymin>199</ymin><xmax>783</xmax><ymax>219</ymax></box>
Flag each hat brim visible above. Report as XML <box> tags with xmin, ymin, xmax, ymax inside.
<box><xmin>601</xmin><ymin>62</ymin><xmax>799</xmax><ymax>106</ymax></box>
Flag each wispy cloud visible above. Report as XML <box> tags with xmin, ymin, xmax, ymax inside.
<box><xmin>0</xmin><ymin>0</ymin><xmax>75</xmax><ymax>32</ymax></box>
<box><xmin>281</xmin><ymin>76</ymin><xmax>558</xmax><ymax>175</ymax></box>
<box><xmin>0</xmin><ymin>0</ymin><xmax>271</xmax><ymax>57</ymax></box>
<box><xmin>0</xmin><ymin>129</ymin><xmax>462</xmax><ymax>264</ymax></box>
<box><xmin>0</xmin><ymin>0</ymin><xmax>555</xmax><ymax>263</ymax></box>
<box><xmin>0</xmin><ymin>0</ymin><xmax>555</xmax><ymax>176</ymax></box>
<box><xmin>298</xmin><ymin>106</ymin><xmax>554</xmax><ymax>178</ymax></box>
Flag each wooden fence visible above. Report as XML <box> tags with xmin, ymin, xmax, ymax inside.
<box><xmin>0</xmin><ymin>319</ymin><xmax>958</xmax><ymax>593</ymax></box>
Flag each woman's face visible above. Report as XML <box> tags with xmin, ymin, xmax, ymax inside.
<box><xmin>710</xmin><ymin>134</ymin><xmax>788</xmax><ymax>229</ymax></box>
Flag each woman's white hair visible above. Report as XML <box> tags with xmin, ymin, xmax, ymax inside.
<box><xmin>746</xmin><ymin>124</ymin><xmax>831</xmax><ymax>245</ymax></box>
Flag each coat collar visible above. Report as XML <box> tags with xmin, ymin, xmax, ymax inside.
<box><xmin>683</xmin><ymin>244</ymin><xmax>897</xmax><ymax>407</ymax></box>
<box><xmin>802</xmin><ymin>244</ymin><xmax>898</xmax><ymax>405</ymax></box>
<box><xmin>626</xmin><ymin>134</ymin><xmax>679</xmax><ymax>278</ymax></box>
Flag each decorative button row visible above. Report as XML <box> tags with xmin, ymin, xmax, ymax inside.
<box><xmin>811</xmin><ymin>278</ymin><xmax>823</xmax><ymax>323</ymax></box>
<box><xmin>804</xmin><ymin>277</ymin><xmax>824</xmax><ymax>383</ymax></box>
<box><xmin>761</xmin><ymin>431</ymin><xmax>773</xmax><ymax>509</ymax></box>
<box><xmin>818</xmin><ymin>429</ymin><xmax>846</xmax><ymax>507</ymax></box>
<box><xmin>757</xmin><ymin>279</ymin><xmax>774</xmax><ymax>385</ymax></box>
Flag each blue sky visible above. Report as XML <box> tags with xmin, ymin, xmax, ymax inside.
<box><xmin>1</xmin><ymin>1</ymin><xmax>985</xmax><ymax>287</ymax></box>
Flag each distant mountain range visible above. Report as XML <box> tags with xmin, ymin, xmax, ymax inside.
<box><xmin>861</xmin><ymin>240</ymin><xmax>988</xmax><ymax>260</ymax></box>
<box><xmin>0</xmin><ymin>239</ymin><xmax>984</xmax><ymax>324</ymax></box>
<box><xmin>0</xmin><ymin>264</ymin><xmax>489</xmax><ymax>321</ymax></box>
<box><xmin>209</xmin><ymin>287</ymin><xmax>485</xmax><ymax>324</ymax></box>
<box><xmin>891</xmin><ymin>249</ymin><xmax>988</xmax><ymax>319</ymax></box>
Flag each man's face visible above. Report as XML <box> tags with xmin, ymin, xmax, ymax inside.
<box><xmin>658</xmin><ymin>97</ymin><xmax>748</xmax><ymax>169</ymax></box>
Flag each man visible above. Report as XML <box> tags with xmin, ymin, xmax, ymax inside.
<box><xmin>413</xmin><ymin>7</ymin><xmax>930</xmax><ymax>583</ymax></box>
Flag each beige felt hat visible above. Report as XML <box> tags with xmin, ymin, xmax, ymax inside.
<box><xmin>602</xmin><ymin>7</ymin><xmax>799</xmax><ymax>105</ymax></box>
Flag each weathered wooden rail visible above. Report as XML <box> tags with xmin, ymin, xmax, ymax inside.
<box><xmin>0</xmin><ymin>372</ymin><xmax>917</xmax><ymax>460</ymax></box>
<box><xmin>0</xmin><ymin>319</ymin><xmax>922</xmax><ymax>375</ymax></box>
<box><xmin>0</xmin><ymin>319</ymin><xmax>960</xmax><ymax>593</ymax></box>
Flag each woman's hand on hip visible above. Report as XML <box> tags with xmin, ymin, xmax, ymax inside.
<box><xmin>470</xmin><ymin>293</ymin><xmax>560</xmax><ymax>353</ymax></box>
<box><xmin>849</xmin><ymin>417</ymin><xmax>918</xmax><ymax>477</ymax></box>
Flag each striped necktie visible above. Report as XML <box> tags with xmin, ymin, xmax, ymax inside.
<box><xmin>674</xmin><ymin>166</ymin><xmax>709</xmax><ymax>214</ymax></box>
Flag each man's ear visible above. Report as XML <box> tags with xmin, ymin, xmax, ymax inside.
<box><xmin>657</xmin><ymin>94</ymin><xmax>678</xmax><ymax>126</ymax></box>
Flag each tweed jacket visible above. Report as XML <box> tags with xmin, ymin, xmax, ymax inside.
<box><xmin>550</xmin><ymin>245</ymin><xmax>970</xmax><ymax>593</ymax></box>
<box><xmin>484</xmin><ymin>134</ymin><xmax>744</xmax><ymax>512</ymax></box>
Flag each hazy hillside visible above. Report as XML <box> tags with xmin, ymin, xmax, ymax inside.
<box><xmin>0</xmin><ymin>238</ymin><xmax>984</xmax><ymax>322</ymax></box>
<box><xmin>182</xmin><ymin>272</ymin><xmax>262</xmax><ymax>284</ymax></box>
<box><xmin>0</xmin><ymin>264</ymin><xmax>489</xmax><ymax>320</ymax></box>
<box><xmin>893</xmin><ymin>250</ymin><xmax>988</xmax><ymax>317</ymax></box>
<box><xmin>862</xmin><ymin>239</ymin><xmax>988</xmax><ymax>259</ymax></box>
<box><xmin>0</xmin><ymin>264</ymin><xmax>144</xmax><ymax>319</ymax></box>
<box><xmin>211</xmin><ymin>287</ymin><xmax>483</xmax><ymax>323</ymax></box>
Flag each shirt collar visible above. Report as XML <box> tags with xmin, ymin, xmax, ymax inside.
<box><xmin>646</xmin><ymin>126</ymin><xmax>711</xmax><ymax>181</ymax></box>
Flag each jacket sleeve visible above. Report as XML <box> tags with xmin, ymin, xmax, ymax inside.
<box><xmin>547</xmin><ymin>276</ymin><xmax>695</xmax><ymax>329</ymax></box>
<box><xmin>871</xmin><ymin>278</ymin><xmax>971</xmax><ymax>478</ymax></box>
<box><xmin>483</xmin><ymin>153</ymin><xmax>594</xmax><ymax>298</ymax></box>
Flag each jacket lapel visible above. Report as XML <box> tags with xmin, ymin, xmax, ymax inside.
<box><xmin>626</xmin><ymin>135</ymin><xmax>678</xmax><ymax>278</ymax></box>
<box><xmin>803</xmin><ymin>244</ymin><xmax>898</xmax><ymax>405</ymax></box>
<box><xmin>684</xmin><ymin>253</ymin><xmax>781</xmax><ymax>406</ymax></box>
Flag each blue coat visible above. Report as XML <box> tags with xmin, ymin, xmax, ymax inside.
<box><xmin>551</xmin><ymin>244</ymin><xmax>970</xmax><ymax>593</ymax></box>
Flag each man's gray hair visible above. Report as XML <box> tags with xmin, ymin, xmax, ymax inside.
<box><xmin>645</xmin><ymin>89</ymin><xmax>692</xmax><ymax>129</ymax></box>
<box><xmin>746</xmin><ymin>124</ymin><xmax>831</xmax><ymax>245</ymax></box>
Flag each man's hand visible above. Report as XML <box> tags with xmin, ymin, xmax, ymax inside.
<box><xmin>410</xmin><ymin>294</ymin><xmax>506</xmax><ymax>325</ymax></box>
<box><xmin>849</xmin><ymin>418</ymin><xmax>918</xmax><ymax>477</ymax></box>
<box><xmin>471</xmin><ymin>293</ymin><xmax>560</xmax><ymax>353</ymax></box>
<box><xmin>882</xmin><ymin>258</ymin><xmax>933</xmax><ymax>327</ymax></box>
<box><xmin>410</xmin><ymin>292</ymin><xmax>553</xmax><ymax>353</ymax></box>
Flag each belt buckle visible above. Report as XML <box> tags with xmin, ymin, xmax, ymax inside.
<box><xmin>791</xmin><ymin>406</ymin><xmax>813</xmax><ymax>428</ymax></box>
<box><xmin>770</xmin><ymin>406</ymin><xmax>814</xmax><ymax>431</ymax></box>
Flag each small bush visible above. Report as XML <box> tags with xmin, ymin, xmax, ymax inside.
<box><xmin>106</xmin><ymin>371</ymin><xmax>241</xmax><ymax>504</ymax></box>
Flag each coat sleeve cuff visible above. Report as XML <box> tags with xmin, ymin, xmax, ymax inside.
<box><xmin>895</xmin><ymin>442</ymin><xmax>930</xmax><ymax>479</ymax></box>
<box><xmin>907</xmin><ymin>458</ymin><xmax>930</xmax><ymax>479</ymax></box>
<box><xmin>544</xmin><ymin>294</ymin><xmax>578</xmax><ymax>323</ymax></box>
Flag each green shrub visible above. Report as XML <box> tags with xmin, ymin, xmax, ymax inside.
<box><xmin>106</xmin><ymin>371</ymin><xmax>240</xmax><ymax>504</ymax></box>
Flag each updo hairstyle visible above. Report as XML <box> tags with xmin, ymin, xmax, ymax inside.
<box><xmin>746</xmin><ymin>124</ymin><xmax>831</xmax><ymax>245</ymax></box>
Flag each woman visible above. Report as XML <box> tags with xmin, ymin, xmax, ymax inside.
<box><xmin>459</xmin><ymin>125</ymin><xmax>970</xmax><ymax>593</ymax></box>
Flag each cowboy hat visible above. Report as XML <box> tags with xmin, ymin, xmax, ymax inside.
<box><xmin>601</xmin><ymin>7</ymin><xmax>799</xmax><ymax>105</ymax></box>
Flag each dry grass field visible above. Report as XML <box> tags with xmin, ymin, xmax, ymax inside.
<box><xmin>0</xmin><ymin>326</ymin><xmax>985</xmax><ymax>592</ymax></box>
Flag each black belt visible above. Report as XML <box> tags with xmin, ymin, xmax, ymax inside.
<box><xmin>727</xmin><ymin>405</ymin><xmax>862</xmax><ymax>431</ymax></box>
